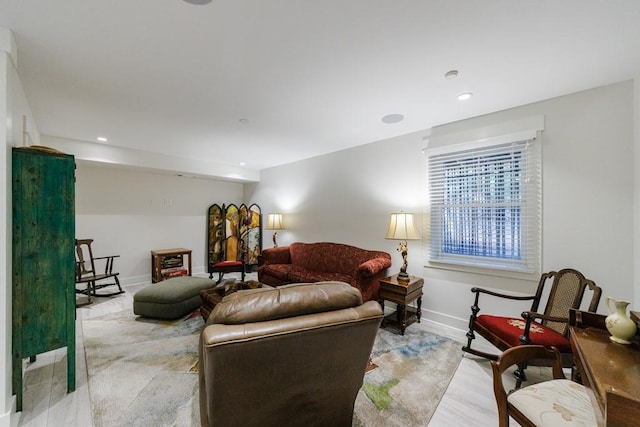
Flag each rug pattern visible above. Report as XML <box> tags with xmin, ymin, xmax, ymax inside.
<box><xmin>353</xmin><ymin>326</ymin><xmax>463</xmax><ymax>426</ymax></box>
<box><xmin>83</xmin><ymin>305</ymin><xmax>461</xmax><ymax>426</ymax></box>
<box><xmin>82</xmin><ymin>309</ymin><xmax>203</xmax><ymax>427</ymax></box>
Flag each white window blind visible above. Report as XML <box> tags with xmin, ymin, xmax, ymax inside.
<box><xmin>427</xmin><ymin>136</ymin><xmax>541</xmax><ymax>273</ymax></box>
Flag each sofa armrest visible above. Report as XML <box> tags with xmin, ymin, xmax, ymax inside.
<box><xmin>357</xmin><ymin>257</ymin><xmax>393</xmax><ymax>278</ymax></box>
<box><xmin>260</xmin><ymin>246</ymin><xmax>291</xmax><ymax>265</ymax></box>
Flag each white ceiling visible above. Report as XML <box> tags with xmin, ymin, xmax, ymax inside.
<box><xmin>3</xmin><ymin>0</ymin><xmax>640</xmax><ymax>171</ymax></box>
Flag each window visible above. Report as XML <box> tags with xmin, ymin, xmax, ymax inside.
<box><xmin>427</xmin><ymin>136</ymin><xmax>541</xmax><ymax>273</ymax></box>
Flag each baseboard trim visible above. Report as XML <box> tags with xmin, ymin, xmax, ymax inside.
<box><xmin>423</xmin><ymin>309</ymin><xmax>468</xmax><ymax>331</ymax></box>
<box><xmin>1</xmin><ymin>395</ymin><xmax>17</xmax><ymax>427</ymax></box>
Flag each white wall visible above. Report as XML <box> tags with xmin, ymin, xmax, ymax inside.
<box><xmin>0</xmin><ymin>43</ymin><xmax>11</xmax><ymax>427</ymax></box>
<box><xmin>250</xmin><ymin>81</ymin><xmax>636</xmax><ymax>332</ymax></box>
<box><xmin>1</xmin><ymin>27</ymin><xmax>41</xmax><ymax>427</ymax></box>
<box><xmin>246</xmin><ymin>130</ymin><xmax>427</xmax><ymax>254</ymax></box>
<box><xmin>75</xmin><ymin>163</ymin><xmax>244</xmax><ymax>283</ymax></box>
<box><xmin>634</xmin><ymin>76</ymin><xmax>640</xmax><ymax>310</ymax></box>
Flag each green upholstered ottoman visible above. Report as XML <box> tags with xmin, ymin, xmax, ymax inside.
<box><xmin>133</xmin><ymin>276</ymin><xmax>216</xmax><ymax>319</ymax></box>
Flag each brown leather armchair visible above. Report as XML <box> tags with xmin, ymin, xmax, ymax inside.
<box><xmin>199</xmin><ymin>281</ymin><xmax>383</xmax><ymax>427</ymax></box>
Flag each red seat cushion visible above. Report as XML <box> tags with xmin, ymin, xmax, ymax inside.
<box><xmin>476</xmin><ymin>314</ymin><xmax>571</xmax><ymax>352</ymax></box>
<box><xmin>212</xmin><ymin>261</ymin><xmax>242</xmax><ymax>268</ymax></box>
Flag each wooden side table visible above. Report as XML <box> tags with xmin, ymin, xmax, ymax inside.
<box><xmin>378</xmin><ymin>274</ymin><xmax>424</xmax><ymax>335</ymax></box>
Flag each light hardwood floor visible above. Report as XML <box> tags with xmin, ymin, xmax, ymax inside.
<box><xmin>15</xmin><ymin>275</ymin><xmax>538</xmax><ymax>427</ymax></box>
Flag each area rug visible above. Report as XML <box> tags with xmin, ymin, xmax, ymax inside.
<box><xmin>353</xmin><ymin>325</ymin><xmax>463</xmax><ymax>426</ymax></box>
<box><xmin>83</xmin><ymin>303</ymin><xmax>461</xmax><ymax>427</ymax></box>
<box><xmin>82</xmin><ymin>308</ymin><xmax>204</xmax><ymax>426</ymax></box>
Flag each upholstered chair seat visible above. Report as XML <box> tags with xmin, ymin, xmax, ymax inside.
<box><xmin>507</xmin><ymin>379</ymin><xmax>596</xmax><ymax>426</ymax></box>
<box><xmin>475</xmin><ymin>315</ymin><xmax>572</xmax><ymax>353</ymax></box>
<box><xmin>491</xmin><ymin>345</ymin><xmax>597</xmax><ymax>427</ymax></box>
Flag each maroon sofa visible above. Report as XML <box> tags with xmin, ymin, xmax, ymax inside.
<box><xmin>257</xmin><ymin>242</ymin><xmax>392</xmax><ymax>302</ymax></box>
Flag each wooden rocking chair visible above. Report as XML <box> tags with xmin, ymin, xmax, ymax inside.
<box><xmin>75</xmin><ymin>238</ymin><xmax>124</xmax><ymax>305</ymax></box>
<box><xmin>462</xmin><ymin>268</ymin><xmax>601</xmax><ymax>385</ymax></box>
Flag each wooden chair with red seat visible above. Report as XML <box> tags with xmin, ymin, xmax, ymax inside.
<box><xmin>462</xmin><ymin>268</ymin><xmax>601</xmax><ymax>385</ymax></box>
<box><xmin>207</xmin><ymin>203</ymin><xmax>246</xmax><ymax>284</ymax></box>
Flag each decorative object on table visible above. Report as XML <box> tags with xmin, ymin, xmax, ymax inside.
<box><xmin>605</xmin><ymin>296</ymin><xmax>637</xmax><ymax>344</ymax></box>
<box><xmin>207</xmin><ymin>203</ymin><xmax>262</xmax><ymax>283</ymax></box>
<box><xmin>223</xmin><ymin>279</ymin><xmax>261</xmax><ymax>295</ymax></box>
<box><xmin>265</xmin><ymin>213</ymin><xmax>285</xmax><ymax>247</ymax></box>
<box><xmin>384</xmin><ymin>212</ymin><xmax>419</xmax><ymax>283</ymax></box>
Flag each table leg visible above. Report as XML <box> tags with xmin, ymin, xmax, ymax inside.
<box><xmin>399</xmin><ymin>304</ymin><xmax>407</xmax><ymax>335</ymax></box>
<box><xmin>417</xmin><ymin>296</ymin><xmax>422</xmax><ymax>323</ymax></box>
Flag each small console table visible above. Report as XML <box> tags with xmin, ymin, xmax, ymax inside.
<box><xmin>378</xmin><ymin>274</ymin><xmax>424</xmax><ymax>335</ymax></box>
<box><xmin>151</xmin><ymin>248</ymin><xmax>192</xmax><ymax>283</ymax></box>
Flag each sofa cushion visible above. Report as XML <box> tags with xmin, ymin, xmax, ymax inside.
<box><xmin>289</xmin><ymin>242</ymin><xmax>391</xmax><ymax>276</ymax></box>
<box><xmin>287</xmin><ymin>265</ymin><xmax>352</xmax><ymax>284</ymax></box>
<box><xmin>209</xmin><ymin>281</ymin><xmax>362</xmax><ymax>325</ymax></box>
<box><xmin>260</xmin><ymin>264</ymin><xmax>291</xmax><ymax>281</ymax></box>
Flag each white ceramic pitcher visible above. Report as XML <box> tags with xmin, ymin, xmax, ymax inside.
<box><xmin>605</xmin><ymin>296</ymin><xmax>637</xmax><ymax>344</ymax></box>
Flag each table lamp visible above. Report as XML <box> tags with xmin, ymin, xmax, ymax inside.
<box><xmin>385</xmin><ymin>212</ymin><xmax>419</xmax><ymax>283</ymax></box>
<box><xmin>265</xmin><ymin>213</ymin><xmax>285</xmax><ymax>247</ymax></box>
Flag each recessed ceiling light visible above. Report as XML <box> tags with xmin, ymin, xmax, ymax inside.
<box><xmin>182</xmin><ymin>0</ymin><xmax>212</xmax><ymax>5</ymax></box>
<box><xmin>97</xmin><ymin>137</ymin><xmax>108</xmax><ymax>142</ymax></box>
<box><xmin>239</xmin><ymin>118</ymin><xmax>249</xmax><ymax>124</ymax></box>
<box><xmin>240</xmin><ymin>162</ymin><xmax>246</xmax><ymax>166</ymax></box>
<box><xmin>445</xmin><ymin>70</ymin><xmax>459</xmax><ymax>80</ymax></box>
<box><xmin>381</xmin><ymin>114</ymin><xmax>404</xmax><ymax>124</ymax></box>
<box><xmin>458</xmin><ymin>93</ymin><xmax>473</xmax><ymax>101</ymax></box>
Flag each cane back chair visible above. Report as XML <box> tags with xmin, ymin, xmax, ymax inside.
<box><xmin>462</xmin><ymin>268</ymin><xmax>601</xmax><ymax>384</ymax></box>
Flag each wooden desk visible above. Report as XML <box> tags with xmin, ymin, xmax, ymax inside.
<box><xmin>569</xmin><ymin>310</ymin><xmax>640</xmax><ymax>426</ymax></box>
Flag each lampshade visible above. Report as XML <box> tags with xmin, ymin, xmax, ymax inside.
<box><xmin>385</xmin><ymin>212</ymin><xmax>418</xmax><ymax>240</ymax></box>
<box><xmin>266</xmin><ymin>213</ymin><xmax>285</xmax><ymax>230</ymax></box>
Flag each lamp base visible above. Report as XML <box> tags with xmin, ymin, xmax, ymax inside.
<box><xmin>397</xmin><ymin>271</ymin><xmax>410</xmax><ymax>283</ymax></box>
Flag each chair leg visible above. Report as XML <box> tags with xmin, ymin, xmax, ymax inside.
<box><xmin>514</xmin><ymin>363</ymin><xmax>528</xmax><ymax>389</ymax></box>
<box><xmin>216</xmin><ymin>272</ymin><xmax>224</xmax><ymax>284</ymax></box>
<box><xmin>75</xmin><ymin>283</ymin><xmax>93</xmax><ymax>307</ymax></box>
<box><xmin>90</xmin><ymin>277</ymin><xmax>124</xmax><ymax>297</ymax></box>
<box><xmin>461</xmin><ymin>296</ymin><xmax>480</xmax><ymax>354</ymax></box>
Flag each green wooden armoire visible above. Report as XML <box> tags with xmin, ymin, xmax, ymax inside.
<box><xmin>12</xmin><ymin>146</ymin><xmax>76</xmax><ymax>411</ymax></box>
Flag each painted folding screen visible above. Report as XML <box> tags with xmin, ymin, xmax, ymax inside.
<box><xmin>207</xmin><ymin>203</ymin><xmax>262</xmax><ymax>273</ymax></box>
